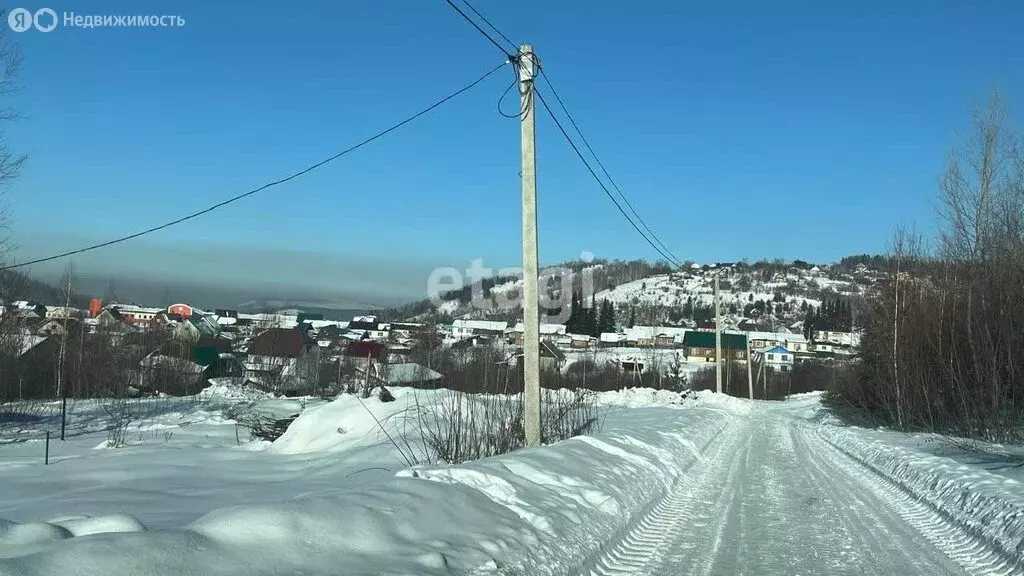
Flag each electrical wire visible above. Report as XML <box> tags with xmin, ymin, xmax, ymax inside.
<box><xmin>1</xmin><ymin>61</ymin><xmax>510</xmax><ymax>271</ymax></box>
<box><xmin>443</xmin><ymin>0</ymin><xmax>514</xmax><ymax>58</ymax></box>
<box><xmin>538</xmin><ymin>68</ymin><xmax>684</xmax><ymax>267</ymax></box>
<box><xmin>457</xmin><ymin>0</ymin><xmax>517</xmax><ymax>54</ymax></box>
<box><xmin>497</xmin><ymin>59</ymin><xmax>530</xmax><ymax>118</ymax></box>
<box><xmin>535</xmin><ymin>87</ymin><xmax>684</xmax><ymax>269</ymax></box>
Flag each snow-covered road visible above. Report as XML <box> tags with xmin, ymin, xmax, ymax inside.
<box><xmin>585</xmin><ymin>401</ymin><xmax>1018</xmax><ymax>576</ymax></box>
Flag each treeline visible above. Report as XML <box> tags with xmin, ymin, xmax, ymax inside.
<box><xmin>802</xmin><ymin>298</ymin><xmax>853</xmax><ymax>337</ymax></box>
<box><xmin>0</xmin><ymin>322</ymin><xmax>172</xmax><ymax>402</ymax></box>
<box><xmin>834</xmin><ymin>254</ymin><xmax>891</xmax><ymax>273</ymax></box>
<box><xmin>829</xmin><ymin>92</ymin><xmax>1024</xmax><ymax>443</ymax></box>
<box><xmin>0</xmin><ymin>269</ymin><xmax>91</xmax><ymax>308</ymax></box>
<box><xmin>564</xmin><ymin>295</ymin><xmax>616</xmax><ymax>336</ymax></box>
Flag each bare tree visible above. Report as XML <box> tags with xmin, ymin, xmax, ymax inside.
<box><xmin>0</xmin><ymin>11</ymin><xmax>26</xmax><ymax>264</ymax></box>
<box><xmin>838</xmin><ymin>93</ymin><xmax>1024</xmax><ymax>442</ymax></box>
<box><xmin>938</xmin><ymin>91</ymin><xmax>1020</xmax><ymax>262</ymax></box>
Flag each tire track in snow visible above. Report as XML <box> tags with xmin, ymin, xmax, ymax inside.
<box><xmin>577</xmin><ymin>416</ymin><xmax>747</xmax><ymax>576</ymax></box>
<box><xmin>813</xmin><ymin>427</ymin><xmax>1023</xmax><ymax>576</ymax></box>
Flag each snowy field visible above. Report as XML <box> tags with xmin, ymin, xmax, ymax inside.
<box><xmin>0</xmin><ymin>387</ymin><xmax>1022</xmax><ymax>575</ymax></box>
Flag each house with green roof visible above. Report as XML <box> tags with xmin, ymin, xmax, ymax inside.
<box><xmin>682</xmin><ymin>330</ymin><xmax>748</xmax><ymax>362</ymax></box>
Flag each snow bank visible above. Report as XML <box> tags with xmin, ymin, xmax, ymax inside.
<box><xmin>267</xmin><ymin>389</ymin><xmax>421</xmax><ymax>455</ymax></box>
<box><xmin>818</xmin><ymin>425</ymin><xmax>1024</xmax><ymax>567</ymax></box>
<box><xmin>199</xmin><ymin>379</ymin><xmax>272</xmax><ymax>403</ymax></box>
<box><xmin>0</xmin><ymin>395</ymin><xmax>739</xmax><ymax>575</ymax></box>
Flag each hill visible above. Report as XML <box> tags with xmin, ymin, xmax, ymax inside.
<box><xmin>383</xmin><ymin>256</ymin><xmax>888</xmax><ymax>332</ymax></box>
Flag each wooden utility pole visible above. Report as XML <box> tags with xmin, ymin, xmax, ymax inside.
<box><xmin>519</xmin><ymin>44</ymin><xmax>541</xmax><ymax>448</ymax></box>
<box><xmin>715</xmin><ymin>273</ymin><xmax>722</xmax><ymax>394</ymax></box>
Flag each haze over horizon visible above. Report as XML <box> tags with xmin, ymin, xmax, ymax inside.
<box><xmin>6</xmin><ymin>1</ymin><xmax>1023</xmax><ymax>305</ymax></box>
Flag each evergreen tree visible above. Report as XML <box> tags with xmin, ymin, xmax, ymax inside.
<box><xmin>598</xmin><ymin>299</ymin><xmax>617</xmax><ymax>334</ymax></box>
<box><xmin>803</xmin><ymin>307</ymin><xmax>816</xmax><ymax>340</ymax></box>
<box><xmin>565</xmin><ymin>291</ymin><xmax>581</xmax><ymax>334</ymax></box>
<box><xmin>628</xmin><ymin>305</ymin><xmax>636</xmax><ymax>328</ymax></box>
<box><xmin>584</xmin><ymin>295</ymin><xmax>598</xmax><ymax>337</ymax></box>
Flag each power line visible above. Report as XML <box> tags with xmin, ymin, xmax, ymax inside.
<box><xmin>443</xmin><ymin>0</ymin><xmax>515</xmax><ymax>58</ymax></box>
<box><xmin>457</xmin><ymin>0</ymin><xmax>517</xmax><ymax>53</ymax></box>
<box><xmin>535</xmin><ymin>87</ymin><xmax>684</xmax><ymax>268</ymax></box>
<box><xmin>1</xmin><ymin>61</ymin><xmax>510</xmax><ymax>272</ymax></box>
<box><xmin>438</xmin><ymin>0</ymin><xmax>682</xmax><ymax>267</ymax></box>
<box><xmin>538</xmin><ymin>68</ymin><xmax>684</xmax><ymax>266</ymax></box>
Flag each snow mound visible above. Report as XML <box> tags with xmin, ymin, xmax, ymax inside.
<box><xmin>591</xmin><ymin>388</ymin><xmax>689</xmax><ymax>408</ymax></box>
<box><xmin>48</xmin><ymin>515</ymin><xmax>147</xmax><ymax>537</ymax></box>
<box><xmin>0</xmin><ymin>515</ymin><xmax>146</xmax><ymax>559</ymax></box>
<box><xmin>199</xmin><ymin>379</ymin><xmax>272</xmax><ymax>402</ymax></box>
<box><xmin>686</xmin><ymin>389</ymin><xmax>754</xmax><ymax>414</ymax></box>
<box><xmin>268</xmin><ymin>389</ymin><xmax>422</xmax><ymax>455</ymax></box>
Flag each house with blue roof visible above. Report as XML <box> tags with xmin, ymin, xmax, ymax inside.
<box><xmin>755</xmin><ymin>345</ymin><xmax>794</xmax><ymax>371</ymax></box>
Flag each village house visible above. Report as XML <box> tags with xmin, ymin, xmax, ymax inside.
<box><xmin>747</xmin><ymin>331</ymin><xmax>808</xmax><ymax>353</ymax></box>
<box><xmin>32</xmin><ymin>317</ymin><xmax>83</xmax><ymax>338</ymax></box>
<box><xmin>10</xmin><ymin>335</ymin><xmax>61</xmax><ymax>399</ymax></box>
<box><xmin>44</xmin><ymin>306</ymin><xmax>83</xmax><ymax>320</ymax></box>
<box><xmin>755</xmin><ymin>345</ymin><xmax>794</xmax><ymax>372</ymax></box>
<box><xmin>682</xmin><ymin>331</ymin><xmax>748</xmax><ymax>362</ymax></box>
<box><xmin>599</xmin><ymin>332</ymin><xmax>627</xmax><ymax>347</ymax></box>
<box><xmin>110</xmin><ymin>304</ymin><xmax>164</xmax><ymax>327</ymax></box>
<box><xmin>568</xmin><ymin>334</ymin><xmax>594</xmax><ymax>349</ymax></box>
<box><xmin>346</xmin><ymin>316</ymin><xmax>390</xmax><ymax>341</ymax></box>
<box><xmin>244</xmin><ymin>327</ymin><xmax>321</xmax><ymax>394</ymax></box>
<box><xmin>171</xmin><ymin>315</ymin><xmax>221</xmax><ymax>344</ymax></box>
<box><xmin>507</xmin><ymin>341</ymin><xmax>566</xmax><ymax>372</ymax></box>
<box><xmin>139</xmin><ymin>336</ymin><xmax>240</xmax><ymax>395</ymax></box>
<box><xmin>624</xmin><ymin>326</ymin><xmax>687</xmax><ymax>348</ymax></box>
<box><xmin>812</xmin><ymin>330</ymin><xmax>861</xmax><ymax>348</ymax></box>
<box><xmin>168</xmin><ymin>303</ymin><xmax>198</xmax><ymax>319</ymax></box>
<box><xmin>92</xmin><ymin>308</ymin><xmax>137</xmax><ymax>334</ymax></box>
<box><xmin>451</xmin><ymin>319</ymin><xmax>508</xmax><ymax>340</ymax></box>
<box><xmin>507</xmin><ymin>322</ymin><xmax>567</xmax><ymax>345</ymax></box>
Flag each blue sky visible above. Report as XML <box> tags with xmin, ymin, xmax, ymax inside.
<box><xmin>5</xmin><ymin>1</ymin><xmax>1024</xmax><ymax>301</ymax></box>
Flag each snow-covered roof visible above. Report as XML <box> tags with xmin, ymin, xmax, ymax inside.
<box><xmin>624</xmin><ymin>326</ymin><xmax>688</xmax><ymax>341</ymax></box>
<box><xmin>452</xmin><ymin>319</ymin><xmax>508</xmax><ymax>332</ymax></box>
<box><xmin>19</xmin><ymin>335</ymin><xmax>48</xmax><ymax>355</ymax></box>
<box><xmin>216</xmin><ymin>316</ymin><xmax>238</xmax><ymax>326</ymax></box>
<box><xmin>510</xmin><ymin>323</ymin><xmax>567</xmax><ymax>335</ymax></box>
<box><xmin>309</xmin><ymin>319</ymin><xmax>349</xmax><ymax>329</ymax></box>
<box><xmin>747</xmin><ymin>331</ymin><xmax>807</xmax><ymax>344</ymax></box>
<box><xmin>599</xmin><ymin>332</ymin><xmax>625</xmax><ymax>343</ymax></box>
<box><xmin>113</xmin><ymin>305</ymin><xmax>164</xmax><ymax>314</ymax></box>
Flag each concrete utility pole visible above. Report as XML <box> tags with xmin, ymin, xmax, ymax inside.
<box><xmin>715</xmin><ymin>273</ymin><xmax>722</xmax><ymax>394</ymax></box>
<box><xmin>519</xmin><ymin>44</ymin><xmax>541</xmax><ymax>448</ymax></box>
<box><xmin>746</xmin><ymin>335</ymin><xmax>754</xmax><ymax>400</ymax></box>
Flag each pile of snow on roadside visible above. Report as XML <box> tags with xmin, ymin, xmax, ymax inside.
<box><xmin>818</xmin><ymin>425</ymin><xmax>1024</xmax><ymax>567</ymax></box>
